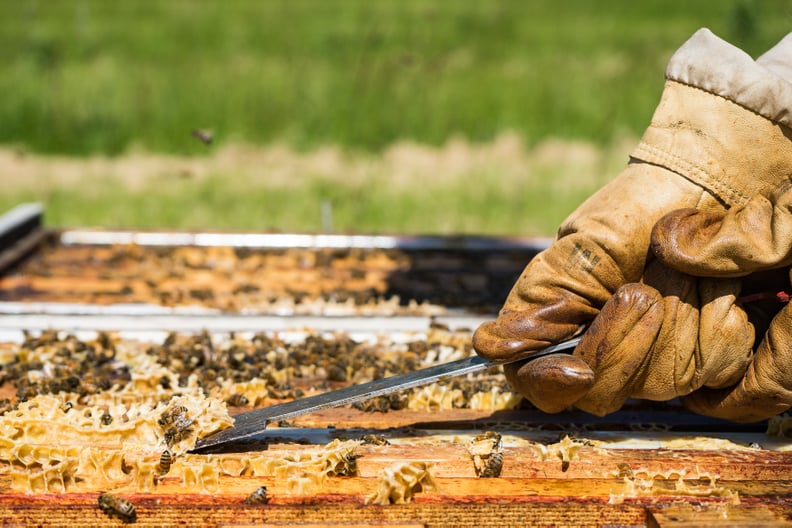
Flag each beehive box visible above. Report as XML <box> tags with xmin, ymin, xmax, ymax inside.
<box><xmin>0</xmin><ymin>204</ymin><xmax>791</xmax><ymax>527</ymax></box>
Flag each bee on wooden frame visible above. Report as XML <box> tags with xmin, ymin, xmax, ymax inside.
<box><xmin>478</xmin><ymin>451</ymin><xmax>504</xmax><ymax>478</ymax></box>
<box><xmin>360</xmin><ymin>434</ymin><xmax>390</xmax><ymax>446</ymax></box>
<box><xmin>471</xmin><ymin>431</ymin><xmax>504</xmax><ymax>478</ymax></box>
<box><xmin>98</xmin><ymin>492</ymin><xmax>136</xmax><ymax>522</ymax></box>
<box><xmin>244</xmin><ymin>486</ymin><xmax>269</xmax><ymax>505</ymax></box>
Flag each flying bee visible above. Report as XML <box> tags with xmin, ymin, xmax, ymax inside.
<box><xmin>98</xmin><ymin>492</ymin><xmax>136</xmax><ymax>522</ymax></box>
<box><xmin>158</xmin><ymin>449</ymin><xmax>173</xmax><ymax>476</ymax></box>
<box><xmin>225</xmin><ymin>393</ymin><xmax>249</xmax><ymax>407</ymax></box>
<box><xmin>478</xmin><ymin>451</ymin><xmax>504</xmax><ymax>478</ymax></box>
<box><xmin>244</xmin><ymin>486</ymin><xmax>269</xmax><ymax>505</ymax></box>
<box><xmin>191</xmin><ymin>128</ymin><xmax>214</xmax><ymax>145</ymax></box>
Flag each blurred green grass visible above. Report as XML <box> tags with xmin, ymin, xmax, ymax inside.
<box><xmin>1</xmin><ymin>1</ymin><xmax>790</xmax><ymax>234</ymax></box>
<box><xmin>1</xmin><ymin>0</ymin><xmax>789</xmax><ymax>155</ymax></box>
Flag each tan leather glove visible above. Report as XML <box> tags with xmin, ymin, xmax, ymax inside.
<box><xmin>504</xmin><ymin>260</ymin><xmax>759</xmax><ymax>416</ymax></box>
<box><xmin>651</xmin><ymin>178</ymin><xmax>792</xmax><ymax>422</ymax></box>
<box><xmin>474</xmin><ymin>29</ymin><xmax>792</xmax><ymax>413</ymax></box>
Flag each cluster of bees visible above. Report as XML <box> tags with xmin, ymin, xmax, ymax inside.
<box><xmin>158</xmin><ymin>404</ymin><xmax>194</xmax><ymax>448</ymax></box>
<box><xmin>153</xmin><ymin>404</ymin><xmax>195</xmax><ymax>479</ymax></box>
<box><xmin>0</xmin><ymin>326</ymin><xmax>515</xmax><ymax>422</ymax></box>
<box><xmin>147</xmin><ymin>330</ymin><xmax>392</xmax><ymax>401</ymax></box>
<box><xmin>1</xmin><ymin>330</ymin><xmax>130</xmax><ymax>404</ymax></box>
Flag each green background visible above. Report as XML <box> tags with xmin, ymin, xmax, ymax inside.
<box><xmin>1</xmin><ymin>1</ymin><xmax>790</xmax><ymax>233</ymax></box>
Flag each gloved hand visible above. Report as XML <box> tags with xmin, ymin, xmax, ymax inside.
<box><xmin>473</xmin><ymin>28</ymin><xmax>792</xmax><ymax>413</ymax></box>
<box><xmin>650</xmin><ymin>178</ymin><xmax>792</xmax><ymax>422</ymax></box>
<box><xmin>503</xmin><ymin>259</ymin><xmax>768</xmax><ymax>417</ymax></box>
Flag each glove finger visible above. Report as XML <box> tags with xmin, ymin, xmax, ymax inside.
<box><xmin>683</xmin><ymin>299</ymin><xmax>792</xmax><ymax>422</ymax></box>
<box><xmin>694</xmin><ymin>277</ymin><xmax>754</xmax><ymax>389</ymax></box>
<box><xmin>637</xmin><ymin>265</ymin><xmax>752</xmax><ymax>397</ymax></box>
<box><xmin>503</xmin><ymin>355</ymin><xmax>594</xmax><ymax>414</ymax></box>
<box><xmin>573</xmin><ymin>282</ymin><xmax>665</xmax><ymax>416</ymax></box>
<box><xmin>473</xmin><ymin>311</ymin><xmax>587</xmax><ymax>363</ymax></box>
<box><xmin>652</xmin><ymin>180</ymin><xmax>792</xmax><ymax>277</ymax></box>
<box><xmin>472</xmin><ymin>235</ymin><xmax>612</xmax><ymax>363</ymax></box>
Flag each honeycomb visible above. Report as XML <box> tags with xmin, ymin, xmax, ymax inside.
<box><xmin>0</xmin><ymin>327</ymin><xmax>517</xmax><ymax>495</ymax></box>
<box><xmin>366</xmin><ymin>461</ymin><xmax>436</xmax><ymax>504</ymax></box>
<box><xmin>0</xmin><ymin>393</ymin><xmax>232</xmax><ymax>493</ymax></box>
<box><xmin>607</xmin><ymin>466</ymin><xmax>739</xmax><ymax>505</ymax></box>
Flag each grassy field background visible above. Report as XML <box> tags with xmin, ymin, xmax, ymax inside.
<box><xmin>2</xmin><ymin>1</ymin><xmax>791</xmax><ymax>234</ymax></box>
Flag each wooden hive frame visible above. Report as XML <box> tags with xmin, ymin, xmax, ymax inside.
<box><xmin>0</xmin><ymin>206</ymin><xmax>790</xmax><ymax>527</ymax></box>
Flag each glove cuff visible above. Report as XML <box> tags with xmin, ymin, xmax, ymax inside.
<box><xmin>667</xmin><ymin>28</ymin><xmax>792</xmax><ymax>127</ymax></box>
<box><xmin>631</xmin><ymin>29</ymin><xmax>792</xmax><ymax>208</ymax></box>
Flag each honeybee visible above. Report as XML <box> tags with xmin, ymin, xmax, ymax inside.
<box><xmin>360</xmin><ymin>434</ymin><xmax>390</xmax><ymax>446</ymax></box>
<box><xmin>333</xmin><ymin>452</ymin><xmax>358</xmax><ymax>476</ymax></box>
<box><xmin>471</xmin><ymin>431</ymin><xmax>504</xmax><ymax>478</ymax></box>
<box><xmin>159</xmin><ymin>405</ymin><xmax>193</xmax><ymax>446</ymax></box>
<box><xmin>616</xmin><ymin>462</ymin><xmax>634</xmax><ymax>479</ymax></box>
<box><xmin>163</xmin><ymin>426</ymin><xmax>192</xmax><ymax>448</ymax></box>
<box><xmin>353</xmin><ymin>397</ymin><xmax>391</xmax><ymax>413</ymax></box>
<box><xmin>98</xmin><ymin>492</ymin><xmax>136</xmax><ymax>522</ymax></box>
<box><xmin>244</xmin><ymin>486</ymin><xmax>269</xmax><ymax>505</ymax></box>
<box><xmin>0</xmin><ymin>399</ymin><xmax>16</xmax><ymax>415</ymax></box>
<box><xmin>158</xmin><ymin>449</ymin><xmax>173</xmax><ymax>476</ymax></box>
<box><xmin>325</xmin><ymin>365</ymin><xmax>348</xmax><ymax>382</ymax></box>
<box><xmin>478</xmin><ymin>451</ymin><xmax>504</xmax><ymax>478</ymax></box>
<box><xmin>225</xmin><ymin>393</ymin><xmax>249</xmax><ymax>407</ymax></box>
<box><xmin>101</xmin><ymin>412</ymin><xmax>113</xmax><ymax>426</ymax></box>
<box><xmin>158</xmin><ymin>405</ymin><xmax>188</xmax><ymax>428</ymax></box>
